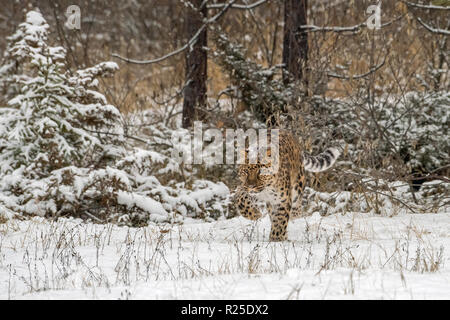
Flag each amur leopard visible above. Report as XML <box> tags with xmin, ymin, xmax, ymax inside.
<box><xmin>234</xmin><ymin>130</ymin><xmax>340</xmax><ymax>241</ymax></box>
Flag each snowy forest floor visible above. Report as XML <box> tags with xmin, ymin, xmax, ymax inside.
<box><xmin>1</xmin><ymin>211</ymin><xmax>449</xmax><ymax>300</ymax></box>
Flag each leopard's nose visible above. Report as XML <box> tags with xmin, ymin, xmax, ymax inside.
<box><xmin>246</xmin><ymin>173</ymin><xmax>258</xmax><ymax>186</ymax></box>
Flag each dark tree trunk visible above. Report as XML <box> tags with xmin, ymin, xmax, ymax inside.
<box><xmin>282</xmin><ymin>0</ymin><xmax>308</xmax><ymax>84</ymax></box>
<box><xmin>182</xmin><ymin>0</ymin><xmax>207</xmax><ymax>129</ymax></box>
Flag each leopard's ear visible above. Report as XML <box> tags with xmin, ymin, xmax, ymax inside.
<box><xmin>237</xmin><ymin>166</ymin><xmax>246</xmax><ymax>175</ymax></box>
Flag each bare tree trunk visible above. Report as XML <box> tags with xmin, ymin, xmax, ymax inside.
<box><xmin>182</xmin><ymin>0</ymin><xmax>207</xmax><ymax>128</ymax></box>
<box><xmin>282</xmin><ymin>0</ymin><xmax>308</xmax><ymax>84</ymax></box>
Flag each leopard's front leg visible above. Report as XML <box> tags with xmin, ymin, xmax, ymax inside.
<box><xmin>234</xmin><ymin>187</ymin><xmax>262</xmax><ymax>220</ymax></box>
<box><xmin>269</xmin><ymin>201</ymin><xmax>291</xmax><ymax>241</ymax></box>
<box><xmin>268</xmin><ymin>180</ymin><xmax>292</xmax><ymax>241</ymax></box>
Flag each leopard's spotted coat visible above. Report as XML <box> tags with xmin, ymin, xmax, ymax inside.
<box><xmin>234</xmin><ymin>130</ymin><xmax>340</xmax><ymax>241</ymax></box>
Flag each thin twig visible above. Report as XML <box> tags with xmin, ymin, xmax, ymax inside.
<box><xmin>327</xmin><ymin>54</ymin><xmax>387</xmax><ymax>80</ymax></box>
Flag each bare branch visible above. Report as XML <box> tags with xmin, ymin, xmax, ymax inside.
<box><xmin>401</xmin><ymin>1</ymin><xmax>450</xmax><ymax>11</ymax></box>
<box><xmin>111</xmin><ymin>0</ymin><xmax>237</xmax><ymax>65</ymax></box>
<box><xmin>416</xmin><ymin>17</ymin><xmax>450</xmax><ymax>35</ymax></box>
<box><xmin>300</xmin><ymin>15</ymin><xmax>404</xmax><ymax>34</ymax></box>
<box><xmin>300</xmin><ymin>21</ymin><xmax>365</xmax><ymax>34</ymax></box>
<box><xmin>207</xmin><ymin>0</ymin><xmax>268</xmax><ymax>10</ymax></box>
<box><xmin>327</xmin><ymin>54</ymin><xmax>387</xmax><ymax>80</ymax></box>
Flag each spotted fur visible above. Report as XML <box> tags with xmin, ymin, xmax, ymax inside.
<box><xmin>234</xmin><ymin>130</ymin><xmax>340</xmax><ymax>241</ymax></box>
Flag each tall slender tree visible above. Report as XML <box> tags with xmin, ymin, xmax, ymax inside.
<box><xmin>282</xmin><ymin>0</ymin><xmax>308</xmax><ymax>84</ymax></box>
<box><xmin>182</xmin><ymin>0</ymin><xmax>208</xmax><ymax>128</ymax></box>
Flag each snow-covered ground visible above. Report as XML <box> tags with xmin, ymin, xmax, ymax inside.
<box><xmin>0</xmin><ymin>211</ymin><xmax>449</xmax><ymax>300</ymax></box>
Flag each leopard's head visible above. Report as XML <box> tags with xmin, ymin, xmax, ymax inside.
<box><xmin>237</xmin><ymin>142</ymin><xmax>278</xmax><ymax>192</ymax></box>
<box><xmin>238</xmin><ymin>162</ymin><xmax>273</xmax><ymax>192</ymax></box>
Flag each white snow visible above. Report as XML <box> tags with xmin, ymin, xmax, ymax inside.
<box><xmin>117</xmin><ymin>191</ymin><xmax>168</xmax><ymax>217</ymax></box>
<box><xmin>0</xmin><ymin>211</ymin><xmax>449</xmax><ymax>300</ymax></box>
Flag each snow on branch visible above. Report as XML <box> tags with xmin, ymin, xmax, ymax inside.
<box><xmin>111</xmin><ymin>0</ymin><xmax>237</xmax><ymax>65</ymax></box>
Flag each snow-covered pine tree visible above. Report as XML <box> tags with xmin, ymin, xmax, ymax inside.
<box><xmin>0</xmin><ymin>10</ymin><xmax>122</xmax><ymax>178</ymax></box>
<box><xmin>0</xmin><ymin>10</ymin><xmax>231</xmax><ymax>223</ymax></box>
<box><xmin>0</xmin><ymin>10</ymin><xmax>50</xmax><ymax>105</ymax></box>
<box><xmin>0</xmin><ymin>10</ymin><xmax>125</xmax><ymax>217</ymax></box>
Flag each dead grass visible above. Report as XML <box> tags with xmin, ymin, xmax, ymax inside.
<box><xmin>0</xmin><ymin>212</ymin><xmax>447</xmax><ymax>299</ymax></box>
